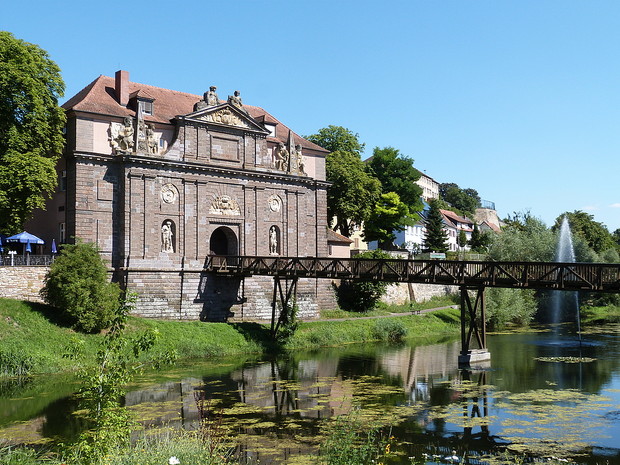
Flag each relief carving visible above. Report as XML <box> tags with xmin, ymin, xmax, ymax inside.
<box><xmin>268</xmin><ymin>195</ymin><xmax>282</xmax><ymax>213</ymax></box>
<box><xmin>202</xmin><ymin>108</ymin><xmax>248</xmax><ymax>128</ymax></box>
<box><xmin>209</xmin><ymin>195</ymin><xmax>241</xmax><ymax>216</ymax></box>
<box><xmin>161</xmin><ymin>183</ymin><xmax>178</xmax><ymax>204</ymax></box>
<box><xmin>110</xmin><ymin>117</ymin><xmax>160</xmax><ymax>155</ymax></box>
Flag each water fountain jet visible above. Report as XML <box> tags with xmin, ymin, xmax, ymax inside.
<box><xmin>552</xmin><ymin>216</ymin><xmax>581</xmax><ymax>340</ymax></box>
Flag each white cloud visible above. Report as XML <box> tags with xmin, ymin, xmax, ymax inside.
<box><xmin>582</xmin><ymin>205</ymin><xmax>599</xmax><ymax>211</ymax></box>
<box><xmin>610</xmin><ymin>203</ymin><xmax>620</xmax><ymax>208</ymax></box>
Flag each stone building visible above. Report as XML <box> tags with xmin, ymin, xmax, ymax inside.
<box><xmin>28</xmin><ymin>70</ymin><xmax>333</xmax><ymax>321</ymax></box>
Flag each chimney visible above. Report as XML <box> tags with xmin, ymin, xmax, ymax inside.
<box><xmin>115</xmin><ymin>70</ymin><xmax>129</xmax><ymax>106</ymax></box>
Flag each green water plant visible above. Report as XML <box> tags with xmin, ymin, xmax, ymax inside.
<box><xmin>372</xmin><ymin>318</ymin><xmax>408</xmax><ymax>343</ymax></box>
<box><xmin>320</xmin><ymin>410</ymin><xmax>389</xmax><ymax>465</ymax></box>
<box><xmin>65</xmin><ymin>293</ymin><xmax>176</xmax><ymax>464</ymax></box>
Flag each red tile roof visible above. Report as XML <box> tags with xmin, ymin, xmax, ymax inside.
<box><xmin>63</xmin><ymin>74</ymin><xmax>328</xmax><ymax>153</ymax></box>
<box><xmin>327</xmin><ymin>229</ymin><xmax>354</xmax><ymax>244</ymax></box>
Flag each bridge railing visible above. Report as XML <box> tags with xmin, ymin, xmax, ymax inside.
<box><xmin>204</xmin><ymin>256</ymin><xmax>620</xmax><ymax>293</ymax></box>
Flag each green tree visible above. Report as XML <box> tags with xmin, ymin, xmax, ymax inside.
<box><xmin>423</xmin><ymin>199</ymin><xmax>449</xmax><ymax>253</ymax></box>
<box><xmin>41</xmin><ymin>241</ymin><xmax>121</xmax><ymax>332</ymax></box>
<box><xmin>439</xmin><ymin>182</ymin><xmax>480</xmax><ymax>217</ymax></box>
<box><xmin>613</xmin><ymin>228</ymin><xmax>620</xmax><ymax>248</ymax></box>
<box><xmin>363</xmin><ymin>192</ymin><xmax>415</xmax><ymax>248</ymax></box>
<box><xmin>484</xmin><ymin>212</ymin><xmax>552</xmax><ymax>329</ymax></box>
<box><xmin>488</xmin><ymin>214</ymin><xmax>555</xmax><ymax>262</ymax></box>
<box><xmin>305</xmin><ymin>125</ymin><xmax>365</xmax><ymax>156</ymax></box>
<box><xmin>469</xmin><ymin>223</ymin><xmax>491</xmax><ymax>253</ymax></box>
<box><xmin>325</xmin><ymin>150</ymin><xmax>381</xmax><ymax>237</ymax></box>
<box><xmin>457</xmin><ymin>229</ymin><xmax>468</xmax><ymax>250</ymax></box>
<box><xmin>553</xmin><ymin>211</ymin><xmax>615</xmax><ymax>254</ymax></box>
<box><xmin>366</xmin><ymin>146</ymin><xmax>423</xmax><ymax>213</ymax></box>
<box><xmin>336</xmin><ymin>250</ymin><xmax>391</xmax><ymax>313</ymax></box>
<box><xmin>0</xmin><ymin>32</ymin><xmax>66</xmax><ymax>233</ymax></box>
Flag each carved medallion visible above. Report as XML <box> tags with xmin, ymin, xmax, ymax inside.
<box><xmin>268</xmin><ymin>195</ymin><xmax>282</xmax><ymax>213</ymax></box>
<box><xmin>210</xmin><ymin>195</ymin><xmax>241</xmax><ymax>216</ymax></box>
<box><xmin>161</xmin><ymin>183</ymin><xmax>178</xmax><ymax>204</ymax></box>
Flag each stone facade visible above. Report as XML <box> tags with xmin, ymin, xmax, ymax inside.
<box><xmin>27</xmin><ymin>71</ymin><xmax>332</xmax><ymax>321</ymax></box>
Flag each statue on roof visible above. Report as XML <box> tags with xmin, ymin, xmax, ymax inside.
<box><xmin>228</xmin><ymin>90</ymin><xmax>248</xmax><ymax>114</ymax></box>
<box><xmin>206</xmin><ymin>86</ymin><xmax>219</xmax><ymax>106</ymax></box>
<box><xmin>194</xmin><ymin>86</ymin><xmax>219</xmax><ymax>111</ymax></box>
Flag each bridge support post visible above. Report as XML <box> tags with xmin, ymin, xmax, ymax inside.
<box><xmin>458</xmin><ymin>286</ymin><xmax>491</xmax><ymax>366</ymax></box>
<box><xmin>270</xmin><ymin>276</ymin><xmax>298</xmax><ymax>339</ymax></box>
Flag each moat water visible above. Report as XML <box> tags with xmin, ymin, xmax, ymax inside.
<box><xmin>2</xmin><ymin>325</ymin><xmax>620</xmax><ymax>464</ymax></box>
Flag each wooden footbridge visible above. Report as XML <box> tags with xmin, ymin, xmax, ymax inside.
<box><xmin>205</xmin><ymin>256</ymin><xmax>620</xmax><ymax>364</ymax></box>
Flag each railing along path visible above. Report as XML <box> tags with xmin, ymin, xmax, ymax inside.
<box><xmin>205</xmin><ymin>256</ymin><xmax>620</xmax><ymax>293</ymax></box>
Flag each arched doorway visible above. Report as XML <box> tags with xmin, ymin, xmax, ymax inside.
<box><xmin>209</xmin><ymin>226</ymin><xmax>238</xmax><ymax>256</ymax></box>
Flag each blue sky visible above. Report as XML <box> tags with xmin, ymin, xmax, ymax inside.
<box><xmin>4</xmin><ymin>1</ymin><xmax>620</xmax><ymax>232</ymax></box>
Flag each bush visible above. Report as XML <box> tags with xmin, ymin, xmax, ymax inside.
<box><xmin>41</xmin><ymin>241</ymin><xmax>121</xmax><ymax>332</ymax></box>
<box><xmin>336</xmin><ymin>250</ymin><xmax>391</xmax><ymax>312</ymax></box>
<box><xmin>485</xmin><ymin>288</ymin><xmax>537</xmax><ymax>330</ymax></box>
<box><xmin>372</xmin><ymin>318</ymin><xmax>407</xmax><ymax>343</ymax></box>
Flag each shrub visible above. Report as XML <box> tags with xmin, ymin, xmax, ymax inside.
<box><xmin>41</xmin><ymin>241</ymin><xmax>121</xmax><ymax>332</ymax></box>
<box><xmin>336</xmin><ymin>250</ymin><xmax>391</xmax><ymax>312</ymax></box>
<box><xmin>372</xmin><ymin>318</ymin><xmax>407</xmax><ymax>343</ymax></box>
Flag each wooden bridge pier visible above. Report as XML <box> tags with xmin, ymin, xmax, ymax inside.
<box><xmin>458</xmin><ymin>286</ymin><xmax>491</xmax><ymax>366</ymax></box>
<box><xmin>270</xmin><ymin>276</ymin><xmax>298</xmax><ymax>339</ymax></box>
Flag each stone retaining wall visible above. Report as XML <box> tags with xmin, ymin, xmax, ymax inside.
<box><xmin>0</xmin><ymin>266</ymin><xmax>49</xmax><ymax>303</ymax></box>
<box><xmin>0</xmin><ymin>266</ymin><xmax>448</xmax><ymax>318</ymax></box>
<box><xmin>382</xmin><ymin>282</ymin><xmax>458</xmax><ymax>305</ymax></box>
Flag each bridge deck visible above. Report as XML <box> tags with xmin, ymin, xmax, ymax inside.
<box><xmin>205</xmin><ymin>256</ymin><xmax>620</xmax><ymax>293</ymax></box>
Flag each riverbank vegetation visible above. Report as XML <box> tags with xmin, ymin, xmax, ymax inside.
<box><xmin>0</xmin><ymin>297</ymin><xmax>460</xmax><ymax>377</ymax></box>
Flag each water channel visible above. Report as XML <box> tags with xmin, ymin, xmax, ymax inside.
<box><xmin>2</xmin><ymin>325</ymin><xmax>620</xmax><ymax>464</ymax></box>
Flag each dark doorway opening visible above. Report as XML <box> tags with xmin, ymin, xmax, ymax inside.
<box><xmin>209</xmin><ymin>226</ymin><xmax>238</xmax><ymax>256</ymax></box>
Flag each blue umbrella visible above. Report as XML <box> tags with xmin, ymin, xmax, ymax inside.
<box><xmin>5</xmin><ymin>231</ymin><xmax>45</xmax><ymax>245</ymax></box>
<box><xmin>51</xmin><ymin>239</ymin><xmax>57</xmax><ymax>254</ymax></box>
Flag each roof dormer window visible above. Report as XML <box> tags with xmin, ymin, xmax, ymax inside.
<box><xmin>139</xmin><ymin>99</ymin><xmax>154</xmax><ymax>115</ymax></box>
<box><xmin>264</xmin><ymin>123</ymin><xmax>276</xmax><ymax>137</ymax></box>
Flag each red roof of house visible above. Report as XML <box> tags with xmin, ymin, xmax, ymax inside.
<box><xmin>63</xmin><ymin>73</ymin><xmax>328</xmax><ymax>153</ymax></box>
<box><xmin>327</xmin><ymin>229</ymin><xmax>354</xmax><ymax>244</ymax></box>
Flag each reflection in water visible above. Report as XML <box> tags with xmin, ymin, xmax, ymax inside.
<box><xmin>2</xmin><ymin>329</ymin><xmax>620</xmax><ymax>464</ymax></box>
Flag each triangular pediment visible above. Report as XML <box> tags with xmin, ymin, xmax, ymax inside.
<box><xmin>181</xmin><ymin>103</ymin><xmax>270</xmax><ymax>135</ymax></box>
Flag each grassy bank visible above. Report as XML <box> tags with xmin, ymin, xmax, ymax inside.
<box><xmin>0</xmin><ymin>297</ymin><xmax>461</xmax><ymax>376</ymax></box>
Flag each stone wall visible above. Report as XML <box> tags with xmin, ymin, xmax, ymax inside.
<box><xmin>381</xmin><ymin>282</ymin><xmax>458</xmax><ymax>306</ymax></box>
<box><xmin>0</xmin><ymin>267</ymin><xmax>48</xmax><ymax>303</ymax></box>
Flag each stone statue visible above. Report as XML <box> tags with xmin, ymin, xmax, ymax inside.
<box><xmin>269</xmin><ymin>226</ymin><xmax>278</xmax><ymax>255</ymax></box>
<box><xmin>110</xmin><ymin>116</ymin><xmax>135</xmax><ymax>154</ymax></box>
<box><xmin>146</xmin><ymin>124</ymin><xmax>158</xmax><ymax>154</ymax></box>
<box><xmin>274</xmin><ymin>142</ymin><xmax>289</xmax><ymax>171</ymax></box>
<box><xmin>206</xmin><ymin>86</ymin><xmax>219</xmax><ymax>106</ymax></box>
<box><xmin>161</xmin><ymin>220</ymin><xmax>174</xmax><ymax>253</ymax></box>
<box><xmin>295</xmin><ymin>144</ymin><xmax>305</xmax><ymax>175</ymax></box>
<box><xmin>228</xmin><ymin>90</ymin><xmax>248</xmax><ymax>114</ymax></box>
